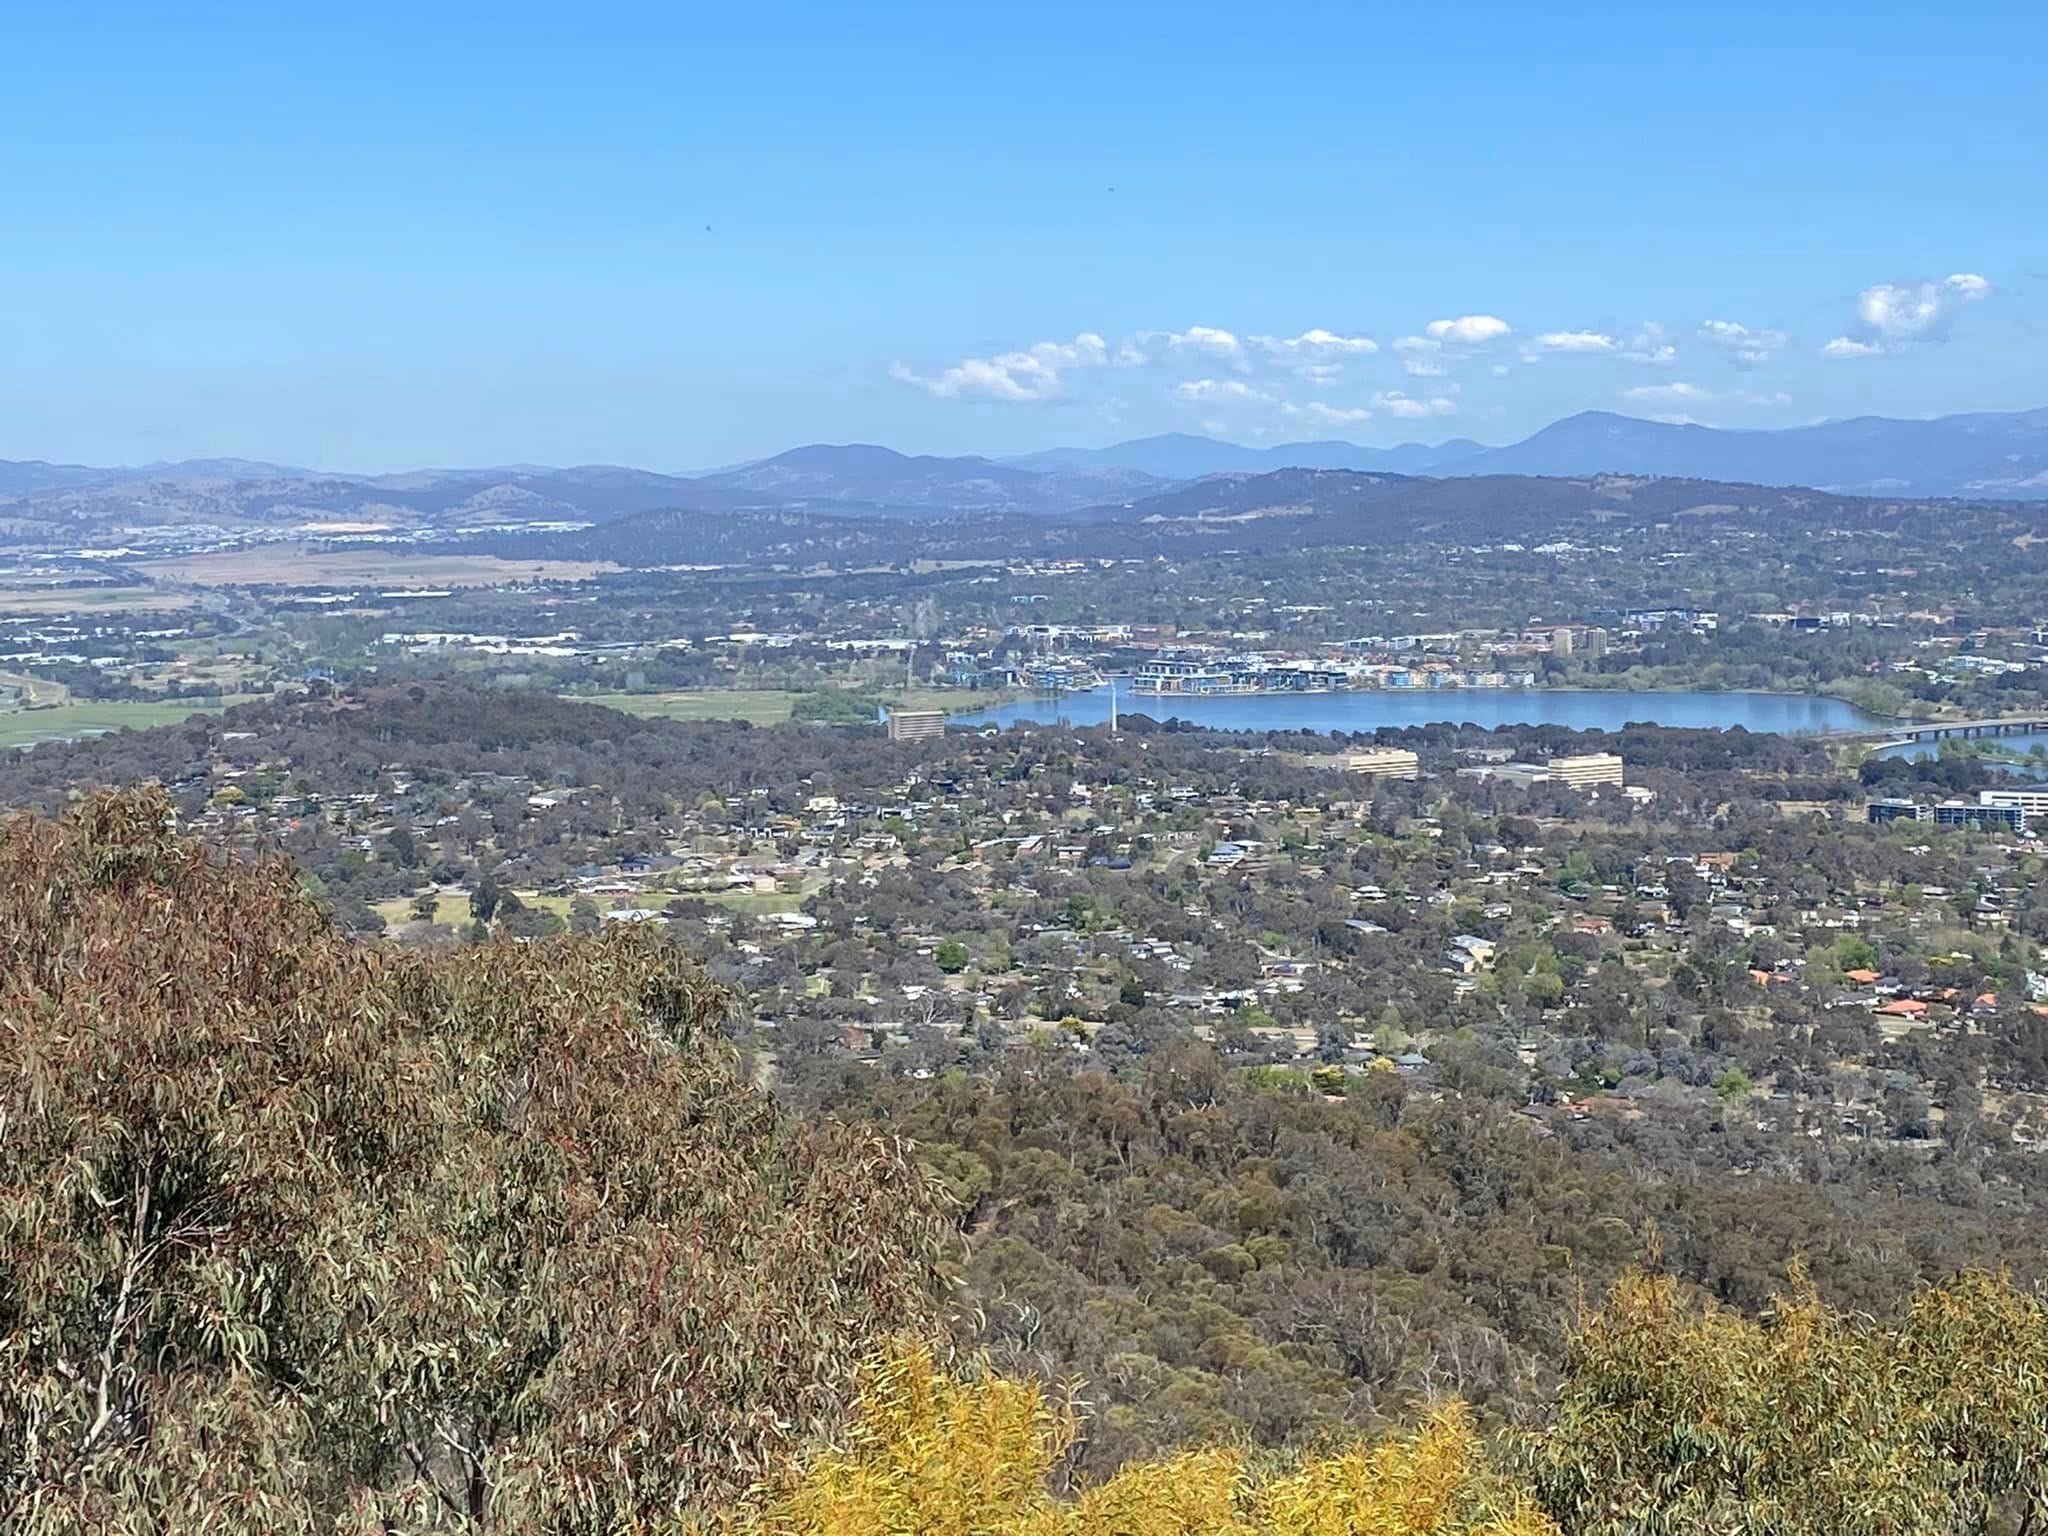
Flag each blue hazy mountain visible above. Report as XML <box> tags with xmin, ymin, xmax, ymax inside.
<box><xmin>7</xmin><ymin>406</ymin><xmax>2045</xmax><ymax>525</ymax></box>
<box><xmin>1002</xmin><ymin>434</ymin><xmax>1485</xmax><ymax>480</ymax></box>
<box><xmin>1456</xmin><ymin>407</ymin><xmax>2048</xmax><ymax>498</ymax></box>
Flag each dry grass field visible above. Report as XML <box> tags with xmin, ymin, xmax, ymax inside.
<box><xmin>0</xmin><ymin>586</ymin><xmax>198</xmax><ymax>614</ymax></box>
<box><xmin>138</xmin><ymin>548</ymin><xmax>619</xmax><ymax>588</ymax></box>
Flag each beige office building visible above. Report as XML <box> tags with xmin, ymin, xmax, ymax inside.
<box><xmin>884</xmin><ymin>708</ymin><xmax>946</xmax><ymax>743</ymax></box>
<box><xmin>1546</xmin><ymin>751</ymin><xmax>1625</xmax><ymax>789</ymax></box>
<box><xmin>1343</xmin><ymin>747</ymin><xmax>1421</xmax><ymax>780</ymax></box>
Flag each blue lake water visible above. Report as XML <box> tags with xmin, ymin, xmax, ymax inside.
<box><xmin>956</xmin><ymin>687</ymin><xmax>1885</xmax><ymax>736</ymax></box>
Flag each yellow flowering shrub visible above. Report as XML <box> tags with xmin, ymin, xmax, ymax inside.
<box><xmin>727</xmin><ymin>1345</ymin><xmax>1556</xmax><ymax>1536</ymax></box>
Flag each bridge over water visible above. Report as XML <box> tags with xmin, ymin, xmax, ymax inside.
<box><xmin>1860</xmin><ymin>715</ymin><xmax>2048</xmax><ymax>746</ymax></box>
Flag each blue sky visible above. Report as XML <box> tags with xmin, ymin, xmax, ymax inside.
<box><xmin>4</xmin><ymin>1</ymin><xmax>2042</xmax><ymax>470</ymax></box>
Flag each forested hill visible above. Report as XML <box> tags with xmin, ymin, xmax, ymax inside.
<box><xmin>8</xmin><ymin>450</ymin><xmax>2044</xmax><ymax>567</ymax></box>
<box><xmin>444</xmin><ymin>468</ymin><xmax>2046</xmax><ymax>570</ymax></box>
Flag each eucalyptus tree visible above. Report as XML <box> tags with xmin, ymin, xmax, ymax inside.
<box><xmin>1</xmin><ymin>789</ymin><xmax>949</xmax><ymax>1532</ymax></box>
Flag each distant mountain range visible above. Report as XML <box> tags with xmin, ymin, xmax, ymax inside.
<box><xmin>504</xmin><ymin>461</ymin><xmax>2039</xmax><ymax>573</ymax></box>
<box><xmin>1012</xmin><ymin>407</ymin><xmax>2048</xmax><ymax>498</ymax></box>
<box><xmin>0</xmin><ymin>456</ymin><xmax>314</xmax><ymax>495</ymax></box>
<box><xmin>3</xmin><ymin>407</ymin><xmax>2045</xmax><ymax>548</ymax></box>
<box><xmin>690</xmin><ymin>443</ymin><xmax>1163</xmax><ymax>514</ymax></box>
<box><xmin>1451</xmin><ymin>408</ymin><xmax>2048</xmax><ymax>498</ymax></box>
<box><xmin>1001</xmin><ymin>433</ymin><xmax>1486</xmax><ymax>480</ymax></box>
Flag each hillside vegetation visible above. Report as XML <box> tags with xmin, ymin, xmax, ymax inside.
<box><xmin>0</xmin><ymin>791</ymin><xmax>946</xmax><ymax>1530</ymax></box>
<box><xmin>6</xmin><ymin>793</ymin><xmax>2048</xmax><ymax>1533</ymax></box>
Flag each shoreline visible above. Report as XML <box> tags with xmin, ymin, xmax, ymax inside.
<box><xmin>952</xmin><ymin>684</ymin><xmax>1888</xmax><ymax>738</ymax></box>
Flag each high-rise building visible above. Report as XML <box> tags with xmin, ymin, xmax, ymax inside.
<box><xmin>1550</xmin><ymin>627</ymin><xmax>1575</xmax><ymax>659</ymax></box>
<box><xmin>884</xmin><ymin>708</ymin><xmax>946</xmax><ymax>743</ymax></box>
<box><xmin>1582</xmin><ymin>626</ymin><xmax>1609</xmax><ymax>660</ymax></box>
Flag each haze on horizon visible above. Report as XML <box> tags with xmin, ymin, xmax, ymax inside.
<box><xmin>5</xmin><ymin>1</ymin><xmax>2043</xmax><ymax>474</ymax></box>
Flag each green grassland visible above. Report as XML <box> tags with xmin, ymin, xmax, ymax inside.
<box><xmin>577</xmin><ymin>690</ymin><xmax>808</xmax><ymax>724</ymax></box>
<box><xmin>0</xmin><ymin>697</ymin><xmax>246</xmax><ymax>751</ymax></box>
<box><xmin>574</xmin><ymin>686</ymin><xmax>1013</xmax><ymax>727</ymax></box>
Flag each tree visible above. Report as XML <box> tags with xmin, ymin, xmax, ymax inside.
<box><xmin>1522</xmin><ymin>1259</ymin><xmax>2048</xmax><ymax>1535</ymax></box>
<box><xmin>469</xmin><ymin>872</ymin><xmax>502</xmax><ymax>924</ymax></box>
<box><xmin>568</xmin><ymin>895</ymin><xmax>601</xmax><ymax>935</ymax></box>
<box><xmin>934</xmin><ymin>940</ymin><xmax>969</xmax><ymax>975</ymax></box>
<box><xmin>0</xmin><ymin>790</ymin><xmax>950</xmax><ymax>1531</ymax></box>
<box><xmin>733</xmin><ymin>1343</ymin><xmax>1555</xmax><ymax>1536</ymax></box>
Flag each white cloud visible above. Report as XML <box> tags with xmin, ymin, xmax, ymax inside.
<box><xmin>1253</xmin><ymin>327</ymin><xmax>1378</xmax><ymax>358</ymax></box>
<box><xmin>1425</xmin><ymin>314</ymin><xmax>1511</xmax><ymax>344</ymax></box>
<box><xmin>1620</xmin><ymin>381</ymin><xmax>1789</xmax><ymax>411</ymax></box>
<box><xmin>890</xmin><ymin>332</ymin><xmax>1113</xmax><ymax>401</ymax></box>
<box><xmin>1619</xmin><ymin>323</ymin><xmax>1676</xmax><ymax>365</ymax></box>
<box><xmin>1620</xmin><ymin>381</ymin><xmax>1712</xmax><ymax>406</ymax></box>
<box><xmin>1284</xmin><ymin>401</ymin><xmax>1375</xmax><ymax>427</ymax></box>
<box><xmin>1172</xmin><ymin>378</ymin><xmax>1274</xmax><ymax>405</ymax></box>
<box><xmin>1521</xmin><ymin>320</ymin><xmax>1673</xmax><ymax>365</ymax></box>
<box><xmin>1533</xmin><ymin>330</ymin><xmax>1617</xmax><ymax>353</ymax></box>
<box><xmin>1860</xmin><ymin>284</ymin><xmax>1940</xmax><ymax>339</ymax></box>
<box><xmin>1396</xmin><ymin>316</ymin><xmax>1510</xmax><ymax>377</ymax></box>
<box><xmin>1833</xmin><ymin>272</ymin><xmax>1992</xmax><ymax>352</ymax></box>
<box><xmin>1698</xmin><ymin>319</ymin><xmax>1788</xmax><ymax>366</ymax></box>
<box><xmin>1373</xmin><ymin>391</ymin><xmax>1458</xmax><ymax>419</ymax></box>
<box><xmin>1152</xmin><ymin>325</ymin><xmax>1247</xmax><ymax>366</ymax></box>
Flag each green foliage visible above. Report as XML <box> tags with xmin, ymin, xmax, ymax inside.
<box><xmin>0</xmin><ymin>790</ymin><xmax>950</xmax><ymax>1531</ymax></box>
<box><xmin>790</xmin><ymin>689</ymin><xmax>890</xmax><ymax>725</ymax></box>
<box><xmin>1711</xmin><ymin>1066</ymin><xmax>1753</xmax><ymax>1103</ymax></box>
<box><xmin>934</xmin><ymin>941</ymin><xmax>969</xmax><ymax>975</ymax></box>
<box><xmin>1522</xmin><ymin>1261</ymin><xmax>2048</xmax><ymax>1534</ymax></box>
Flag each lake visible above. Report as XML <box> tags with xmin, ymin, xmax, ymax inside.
<box><xmin>955</xmin><ymin>687</ymin><xmax>1885</xmax><ymax>736</ymax></box>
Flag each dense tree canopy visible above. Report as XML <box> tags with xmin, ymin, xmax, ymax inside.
<box><xmin>0</xmin><ymin>790</ymin><xmax>949</xmax><ymax>1532</ymax></box>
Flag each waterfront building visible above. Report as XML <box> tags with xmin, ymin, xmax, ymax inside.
<box><xmin>884</xmin><ymin>708</ymin><xmax>946</xmax><ymax>743</ymax></box>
